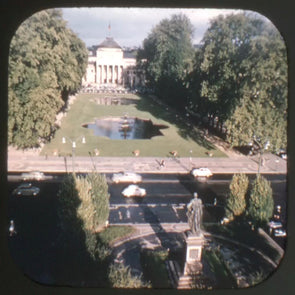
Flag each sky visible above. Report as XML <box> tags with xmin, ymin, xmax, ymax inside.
<box><xmin>62</xmin><ymin>7</ymin><xmax>248</xmax><ymax>48</ymax></box>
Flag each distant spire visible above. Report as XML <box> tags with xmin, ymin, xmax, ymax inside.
<box><xmin>108</xmin><ymin>22</ymin><xmax>111</xmax><ymax>37</ymax></box>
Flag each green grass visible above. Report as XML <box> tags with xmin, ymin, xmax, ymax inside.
<box><xmin>98</xmin><ymin>225</ymin><xmax>136</xmax><ymax>245</ymax></box>
<box><xmin>41</xmin><ymin>93</ymin><xmax>226</xmax><ymax>157</ymax></box>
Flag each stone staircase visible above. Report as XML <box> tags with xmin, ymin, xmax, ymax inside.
<box><xmin>166</xmin><ymin>260</ymin><xmax>195</xmax><ymax>289</ymax></box>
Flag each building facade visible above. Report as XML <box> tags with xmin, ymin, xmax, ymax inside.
<box><xmin>82</xmin><ymin>37</ymin><xmax>144</xmax><ymax>89</ymax></box>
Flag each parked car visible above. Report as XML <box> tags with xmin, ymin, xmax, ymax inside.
<box><xmin>274</xmin><ymin>228</ymin><xmax>287</xmax><ymax>237</ymax></box>
<box><xmin>268</xmin><ymin>221</ymin><xmax>283</xmax><ymax>229</ymax></box>
<box><xmin>112</xmin><ymin>172</ymin><xmax>142</xmax><ymax>183</ymax></box>
<box><xmin>122</xmin><ymin>185</ymin><xmax>146</xmax><ymax>198</ymax></box>
<box><xmin>191</xmin><ymin>168</ymin><xmax>213</xmax><ymax>178</ymax></box>
<box><xmin>13</xmin><ymin>184</ymin><xmax>40</xmax><ymax>196</ymax></box>
<box><xmin>277</xmin><ymin>148</ymin><xmax>287</xmax><ymax>159</ymax></box>
<box><xmin>21</xmin><ymin>171</ymin><xmax>45</xmax><ymax>181</ymax></box>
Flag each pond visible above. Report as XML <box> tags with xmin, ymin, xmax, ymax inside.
<box><xmin>82</xmin><ymin>117</ymin><xmax>168</xmax><ymax>140</ymax></box>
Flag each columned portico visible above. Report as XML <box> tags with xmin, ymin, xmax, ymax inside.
<box><xmin>82</xmin><ymin>36</ymin><xmax>144</xmax><ymax>88</ymax></box>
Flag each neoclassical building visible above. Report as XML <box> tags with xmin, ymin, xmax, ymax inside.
<box><xmin>82</xmin><ymin>36</ymin><xmax>144</xmax><ymax>88</ymax></box>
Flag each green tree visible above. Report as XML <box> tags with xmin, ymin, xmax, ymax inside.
<box><xmin>226</xmin><ymin>31</ymin><xmax>287</xmax><ymax>151</ymax></box>
<box><xmin>58</xmin><ymin>173</ymin><xmax>110</xmax><ymax>258</ymax></box>
<box><xmin>225</xmin><ymin>173</ymin><xmax>249</xmax><ymax>221</ymax></box>
<box><xmin>138</xmin><ymin>14</ymin><xmax>194</xmax><ymax>107</ymax></box>
<box><xmin>86</xmin><ymin>173</ymin><xmax>110</xmax><ymax>230</ymax></box>
<box><xmin>190</xmin><ymin>13</ymin><xmax>287</xmax><ymax>151</ymax></box>
<box><xmin>57</xmin><ymin>174</ymin><xmax>82</xmax><ymax>239</ymax></box>
<box><xmin>8</xmin><ymin>9</ymin><xmax>88</xmax><ymax>148</ymax></box>
<box><xmin>247</xmin><ymin>175</ymin><xmax>274</xmax><ymax>228</ymax></box>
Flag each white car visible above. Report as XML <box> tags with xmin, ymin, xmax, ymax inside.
<box><xmin>268</xmin><ymin>221</ymin><xmax>283</xmax><ymax>229</ymax></box>
<box><xmin>122</xmin><ymin>185</ymin><xmax>146</xmax><ymax>198</ymax></box>
<box><xmin>21</xmin><ymin>171</ymin><xmax>45</xmax><ymax>181</ymax></box>
<box><xmin>112</xmin><ymin>172</ymin><xmax>142</xmax><ymax>184</ymax></box>
<box><xmin>191</xmin><ymin>168</ymin><xmax>213</xmax><ymax>178</ymax></box>
<box><xmin>13</xmin><ymin>184</ymin><xmax>40</xmax><ymax>196</ymax></box>
<box><xmin>274</xmin><ymin>228</ymin><xmax>287</xmax><ymax>237</ymax></box>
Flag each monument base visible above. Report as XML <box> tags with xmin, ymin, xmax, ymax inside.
<box><xmin>184</xmin><ymin>231</ymin><xmax>204</xmax><ymax>275</ymax></box>
<box><xmin>184</xmin><ymin>261</ymin><xmax>203</xmax><ymax>275</ymax></box>
<box><xmin>175</xmin><ymin>231</ymin><xmax>205</xmax><ymax>288</ymax></box>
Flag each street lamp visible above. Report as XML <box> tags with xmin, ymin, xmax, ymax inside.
<box><xmin>62</xmin><ymin>136</ymin><xmax>86</xmax><ymax>173</ymax></box>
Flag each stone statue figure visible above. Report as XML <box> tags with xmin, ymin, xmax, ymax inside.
<box><xmin>187</xmin><ymin>193</ymin><xmax>203</xmax><ymax>235</ymax></box>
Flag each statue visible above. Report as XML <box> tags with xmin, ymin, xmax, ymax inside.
<box><xmin>187</xmin><ymin>193</ymin><xmax>203</xmax><ymax>235</ymax></box>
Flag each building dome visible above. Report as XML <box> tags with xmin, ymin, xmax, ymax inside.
<box><xmin>97</xmin><ymin>37</ymin><xmax>122</xmax><ymax>49</ymax></box>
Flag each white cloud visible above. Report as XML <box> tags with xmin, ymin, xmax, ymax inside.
<box><xmin>61</xmin><ymin>7</ymin><xmax>256</xmax><ymax>47</ymax></box>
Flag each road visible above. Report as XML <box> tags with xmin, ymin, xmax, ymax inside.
<box><xmin>6</xmin><ymin>172</ymin><xmax>287</xmax><ymax>284</ymax></box>
<box><xmin>7</xmin><ymin>172</ymin><xmax>287</xmax><ymax>230</ymax></box>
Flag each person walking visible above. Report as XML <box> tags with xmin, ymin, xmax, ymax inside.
<box><xmin>9</xmin><ymin>220</ymin><xmax>17</xmax><ymax>236</ymax></box>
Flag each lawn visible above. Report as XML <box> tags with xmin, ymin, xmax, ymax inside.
<box><xmin>41</xmin><ymin>93</ymin><xmax>226</xmax><ymax>157</ymax></box>
<box><xmin>98</xmin><ymin>225</ymin><xmax>136</xmax><ymax>245</ymax></box>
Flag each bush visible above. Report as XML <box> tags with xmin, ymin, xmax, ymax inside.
<box><xmin>247</xmin><ymin>175</ymin><xmax>274</xmax><ymax>228</ymax></box>
<box><xmin>58</xmin><ymin>172</ymin><xmax>110</xmax><ymax>260</ymax></box>
<box><xmin>108</xmin><ymin>263</ymin><xmax>150</xmax><ymax>288</ymax></box>
<box><xmin>87</xmin><ymin>173</ymin><xmax>110</xmax><ymax>230</ymax></box>
<box><xmin>57</xmin><ymin>174</ymin><xmax>82</xmax><ymax>238</ymax></box>
<box><xmin>140</xmin><ymin>249</ymin><xmax>170</xmax><ymax>288</ymax></box>
<box><xmin>225</xmin><ymin>173</ymin><xmax>249</xmax><ymax>221</ymax></box>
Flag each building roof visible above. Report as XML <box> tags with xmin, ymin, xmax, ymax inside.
<box><xmin>97</xmin><ymin>37</ymin><xmax>122</xmax><ymax>49</ymax></box>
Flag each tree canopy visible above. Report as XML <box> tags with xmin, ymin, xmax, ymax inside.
<box><xmin>8</xmin><ymin>9</ymin><xmax>88</xmax><ymax>148</ymax></box>
<box><xmin>189</xmin><ymin>13</ymin><xmax>287</xmax><ymax>151</ymax></box>
<box><xmin>138</xmin><ymin>14</ymin><xmax>194</xmax><ymax>107</ymax></box>
<box><xmin>225</xmin><ymin>173</ymin><xmax>249</xmax><ymax>221</ymax></box>
<box><xmin>247</xmin><ymin>175</ymin><xmax>274</xmax><ymax>228</ymax></box>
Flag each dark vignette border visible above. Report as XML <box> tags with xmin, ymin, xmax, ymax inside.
<box><xmin>0</xmin><ymin>0</ymin><xmax>294</xmax><ymax>295</ymax></box>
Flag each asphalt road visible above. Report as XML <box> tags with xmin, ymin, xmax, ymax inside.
<box><xmin>7</xmin><ymin>172</ymin><xmax>287</xmax><ymax>233</ymax></box>
<box><xmin>7</xmin><ymin>173</ymin><xmax>287</xmax><ymax>223</ymax></box>
<box><xmin>6</xmin><ymin>172</ymin><xmax>287</xmax><ymax>284</ymax></box>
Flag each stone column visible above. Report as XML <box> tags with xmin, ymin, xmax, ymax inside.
<box><xmin>118</xmin><ymin>66</ymin><xmax>121</xmax><ymax>84</ymax></box>
<box><xmin>97</xmin><ymin>65</ymin><xmax>100</xmax><ymax>85</ymax></box>
<box><xmin>102</xmin><ymin>65</ymin><xmax>105</xmax><ymax>84</ymax></box>
<box><xmin>115</xmin><ymin>65</ymin><xmax>118</xmax><ymax>84</ymax></box>
<box><xmin>120</xmin><ymin>66</ymin><xmax>124</xmax><ymax>85</ymax></box>
<box><xmin>112</xmin><ymin>65</ymin><xmax>114</xmax><ymax>84</ymax></box>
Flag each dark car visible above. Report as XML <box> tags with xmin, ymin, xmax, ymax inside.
<box><xmin>13</xmin><ymin>184</ymin><xmax>40</xmax><ymax>196</ymax></box>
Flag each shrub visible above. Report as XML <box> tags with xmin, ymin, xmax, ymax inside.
<box><xmin>247</xmin><ymin>175</ymin><xmax>274</xmax><ymax>228</ymax></box>
<box><xmin>87</xmin><ymin>173</ymin><xmax>110</xmax><ymax>230</ymax></box>
<box><xmin>108</xmin><ymin>263</ymin><xmax>150</xmax><ymax>288</ymax></box>
<box><xmin>225</xmin><ymin>173</ymin><xmax>249</xmax><ymax>221</ymax></box>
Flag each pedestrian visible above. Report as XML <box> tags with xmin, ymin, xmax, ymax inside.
<box><xmin>160</xmin><ymin>159</ymin><xmax>165</xmax><ymax>168</ymax></box>
<box><xmin>9</xmin><ymin>220</ymin><xmax>16</xmax><ymax>236</ymax></box>
<box><xmin>126</xmin><ymin>209</ymin><xmax>131</xmax><ymax>219</ymax></box>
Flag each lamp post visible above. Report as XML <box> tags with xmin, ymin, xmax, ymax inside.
<box><xmin>62</xmin><ymin>136</ymin><xmax>86</xmax><ymax>173</ymax></box>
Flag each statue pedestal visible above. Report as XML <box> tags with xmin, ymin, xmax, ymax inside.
<box><xmin>183</xmin><ymin>231</ymin><xmax>204</xmax><ymax>275</ymax></box>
